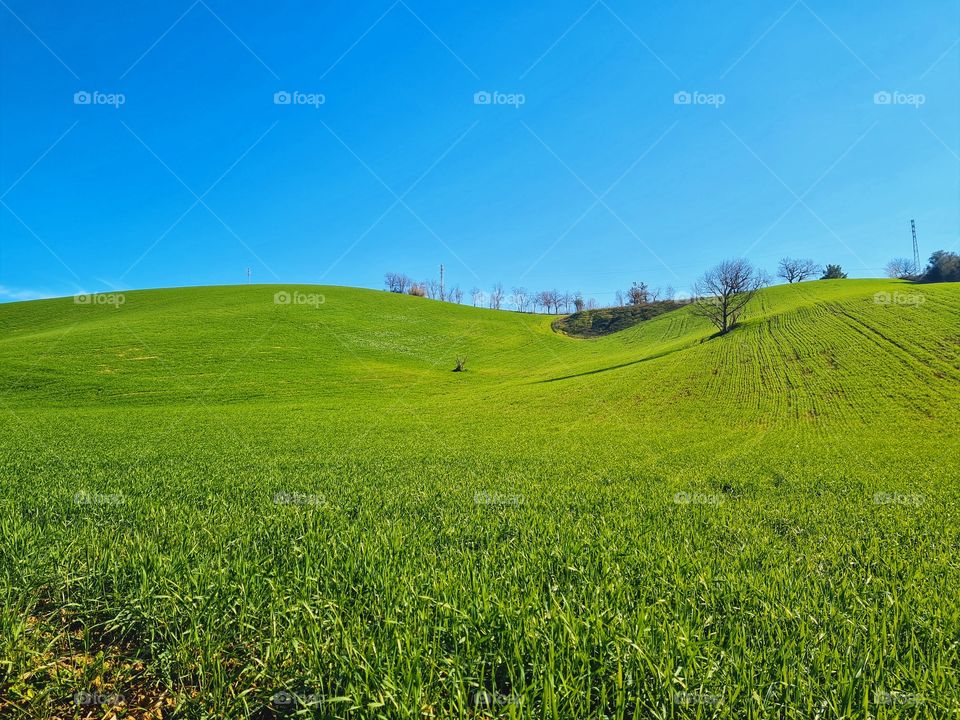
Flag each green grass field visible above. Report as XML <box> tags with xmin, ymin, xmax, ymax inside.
<box><xmin>1</xmin><ymin>279</ymin><xmax>958</xmax><ymax>719</ymax></box>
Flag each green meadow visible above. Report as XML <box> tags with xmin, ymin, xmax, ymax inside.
<box><xmin>0</xmin><ymin>279</ymin><xmax>958</xmax><ymax>718</ymax></box>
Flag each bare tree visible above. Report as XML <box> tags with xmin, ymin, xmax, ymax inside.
<box><xmin>489</xmin><ymin>283</ymin><xmax>504</xmax><ymax>310</ymax></box>
<box><xmin>384</xmin><ymin>272</ymin><xmax>412</xmax><ymax>293</ymax></box>
<box><xmin>777</xmin><ymin>258</ymin><xmax>821</xmax><ymax>283</ymax></box>
<box><xmin>586</xmin><ymin>297</ymin><xmax>597</xmax><ymax>310</ymax></box>
<box><xmin>573</xmin><ymin>293</ymin><xmax>585</xmax><ymax>312</ymax></box>
<box><xmin>423</xmin><ymin>279</ymin><xmax>440</xmax><ymax>299</ymax></box>
<box><xmin>538</xmin><ymin>289</ymin><xmax>560</xmax><ymax>314</ymax></box>
<box><xmin>543</xmin><ymin>291</ymin><xmax>551</xmax><ymax>313</ymax></box>
<box><xmin>692</xmin><ymin>259</ymin><xmax>767</xmax><ymax>334</ymax></box>
<box><xmin>449</xmin><ymin>286</ymin><xmax>463</xmax><ymax>303</ymax></box>
<box><xmin>511</xmin><ymin>287</ymin><xmax>529</xmax><ymax>312</ymax></box>
<box><xmin>614</xmin><ymin>289</ymin><xmax>624</xmax><ymax>307</ymax></box>
<box><xmin>627</xmin><ymin>281</ymin><xmax>650</xmax><ymax>306</ymax></box>
<box><xmin>471</xmin><ymin>287</ymin><xmax>483</xmax><ymax>307</ymax></box>
<box><xmin>664</xmin><ymin>286</ymin><xmax>676</xmax><ymax>301</ymax></box>
<box><xmin>885</xmin><ymin>258</ymin><xmax>917</xmax><ymax>279</ymax></box>
<box><xmin>408</xmin><ymin>282</ymin><xmax>426</xmax><ymax>297</ymax></box>
<box><xmin>649</xmin><ymin>287</ymin><xmax>662</xmax><ymax>302</ymax></box>
<box><xmin>536</xmin><ymin>290</ymin><xmax>550</xmax><ymax>313</ymax></box>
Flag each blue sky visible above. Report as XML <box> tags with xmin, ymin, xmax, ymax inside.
<box><xmin>1</xmin><ymin>0</ymin><xmax>958</xmax><ymax>304</ymax></box>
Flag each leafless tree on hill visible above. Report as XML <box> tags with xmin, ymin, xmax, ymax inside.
<box><xmin>511</xmin><ymin>287</ymin><xmax>529</xmax><ymax>312</ymax></box>
<box><xmin>489</xmin><ymin>283</ymin><xmax>504</xmax><ymax>310</ymax></box>
<box><xmin>627</xmin><ymin>282</ymin><xmax>650</xmax><ymax>306</ymax></box>
<box><xmin>384</xmin><ymin>272</ymin><xmax>412</xmax><ymax>293</ymax></box>
<box><xmin>408</xmin><ymin>282</ymin><xmax>426</xmax><ymax>297</ymax></box>
<box><xmin>885</xmin><ymin>258</ymin><xmax>917</xmax><ymax>279</ymax></box>
<box><xmin>692</xmin><ymin>258</ymin><xmax>767</xmax><ymax>334</ymax></box>
<box><xmin>777</xmin><ymin>258</ymin><xmax>821</xmax><ymax>284</ymax></box>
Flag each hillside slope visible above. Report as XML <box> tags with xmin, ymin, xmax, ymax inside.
<box><xmin>0</xmin><ymin>279</ymin><xmax>957</xmax><ymax>425</ymax></box>
<box><xmin>1</xmin><ymin>279</ymin><xmax>959</xmax><ymax>718</ymax></box>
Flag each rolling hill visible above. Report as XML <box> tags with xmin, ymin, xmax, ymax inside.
<box><xmin>1</xmin><ymin>279</ymin><xmax>958</xmax><ymax>718</ymax></box>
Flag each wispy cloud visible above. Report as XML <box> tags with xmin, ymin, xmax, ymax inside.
<box><xmin>0</xmin><ymin>285</ymin><xmax>53</xmax><ymax>302</ymax></box>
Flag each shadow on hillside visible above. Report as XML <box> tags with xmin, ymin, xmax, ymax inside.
<box><xmin>534</xmin><ymin>346</ymin><xmax>681</xmax><ymax>383</ymax></box>
<box><xmin>535</xmin><ymin>326</ymin><xmax>741</xmax><ymax>383</ymax></box>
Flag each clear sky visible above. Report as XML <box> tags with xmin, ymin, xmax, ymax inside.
<box><xmin>1</xmin><ymin>1</ymin><xmax>958</xmax><ymax>304</ymax></box>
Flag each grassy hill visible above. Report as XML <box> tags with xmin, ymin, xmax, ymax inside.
<box><xmin>551</xmin><ymin>300</ymin><xmax>684</xmax><ymax>337</ymax></box>
<box><xmin>1</xmin><ymin>279</ymin><xmax>958</xmax><ymax>718</ymax></box>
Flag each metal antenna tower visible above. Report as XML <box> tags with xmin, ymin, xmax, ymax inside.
<box><xmin>910</xmin><ymin>220</ymin><xmax>920</xmax><ymax>271</ymax></box>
